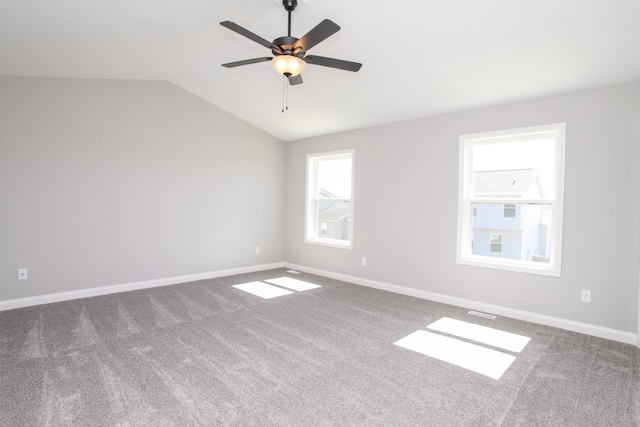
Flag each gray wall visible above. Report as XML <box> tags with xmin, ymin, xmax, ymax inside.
<box><xmin>1</xmin><ymin>76</ymin><xmax>284</xmax><ymax>301</ymax></box>
<box><xmin>2</xmin><ymin>75</ymin><xmax>639</xmax><ymax>334</ymax></box>
<box><xmin>284</xmin><ymin>81</ymin><xmax>640</xmax><ymax>333</ymax></box>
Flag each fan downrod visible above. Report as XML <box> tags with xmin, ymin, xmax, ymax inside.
<box><xmin>282</xmin><ymin>0</ymin><xmax>298</xmax><ymax>37</ymax></box>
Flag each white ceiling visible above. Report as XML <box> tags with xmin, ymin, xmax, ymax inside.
<box><xmin>1</xmin><ymin>0</ymin><xmax>640</xmax><ymax>141</ymax></box>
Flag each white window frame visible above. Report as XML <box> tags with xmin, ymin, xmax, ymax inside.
<box><xmin>305</xmin><ymin>150</ymin><xmax>354</xmax><ymax>249</ymax></box>
<box><xmin>456</xmin><ymin>123</ymin><xmax>566</xmax><ymax>277</ymax></box>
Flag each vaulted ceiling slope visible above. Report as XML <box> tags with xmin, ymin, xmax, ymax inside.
<box><xmin>2</xmin><ymin>0</ymin><xmax>640</xmax><ymax>141</ymax></box>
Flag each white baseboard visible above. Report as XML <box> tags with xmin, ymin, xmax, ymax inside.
<box><xmin>0</xmin><ymin>262</ymin><xmax>285</xmax><ymax>312</ymax></box>
<box><xmin>285</xmin><ymin>263</ymin><xmax>638</xmax><ymax>346</ymax></box>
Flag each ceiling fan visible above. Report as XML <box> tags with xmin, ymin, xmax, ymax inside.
<box><xmin>220</xmin><ymin>0</ymin><xmax>362</xmax><ymax>85</ymax></box>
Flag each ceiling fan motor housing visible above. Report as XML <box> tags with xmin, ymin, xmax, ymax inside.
<box><xmin>273</xmin><ymin>36</ymin><xmax>302</xmax><ymax>56</ymax></box>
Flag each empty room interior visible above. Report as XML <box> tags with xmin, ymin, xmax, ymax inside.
<box><xmin>2</xmin><ymin>1</ymin><xmax>640</xmax><ymax>425</ymax></box>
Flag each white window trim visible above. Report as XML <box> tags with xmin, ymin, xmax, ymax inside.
<box><xmin>305</xmin><ymin>149</ymin><xmax>354</xmax><ymax>249</ymax></box>
<box><xmin>456</xmin><ymin>123</ymin><xmax>566</xmax><ymax>277</ymax></box>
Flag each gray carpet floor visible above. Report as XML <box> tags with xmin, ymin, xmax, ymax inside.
<box><xmin>1</xmin><ymin>268</ymin><xmax>639</xmax><ymax>426</ymax></box>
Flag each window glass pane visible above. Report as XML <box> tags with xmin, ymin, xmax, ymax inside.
<box><xmin>317</xmin><ymin>157</ymin><xmax>352</xmax><ymax>199</ymax></box>
<box><xmin>316</xmin><ymin>201</ymin><xmax>351</xmax><ymax>242</ymax></box>
<box><xmin>503</xmin><ymin>204</ymin><xmax>516</xmax><ymax>218</ymax></box>
<box><xmin>472</xmin><ymin>137</ymin><xmax>556</xmax><ymax>200</ymax></box>
<box><xmin>472</xmin><ymin>202</ymin><xmax>552</xmax><ymax>263</ymax></box>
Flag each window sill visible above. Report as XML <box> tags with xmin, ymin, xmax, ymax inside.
<box><xmin>457</xmin><ymin>255</ymin><xmax>560</xmax><ymax>277</ymax></box>
<box><xmin>305</xmin><ymin>237</ymin><xmax>352</xmax><ymax>250</ymax></box>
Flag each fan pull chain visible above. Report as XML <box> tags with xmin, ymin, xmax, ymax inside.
<box><xmin>281</xmin><ymin>76</ymin><xmax>289</xmax><ymax>113</ymax></box>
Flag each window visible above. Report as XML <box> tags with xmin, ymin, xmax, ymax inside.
<box><xmin>306</xmin><ymin>150</ymin><xmax>354</xmax><ymax>249</ymax></box>
<box><xmin>503</xmin><ymin>204</ymin><xmax>516</xmax><ymax>218</ymax></box>
<box><xmin>490</xmin><ymin>233</ymin><xmax>503</xmax><ymax>253</ymax></box>
<box><xmin>457</xmin><ymin>124</ymin><xmax>565</xmax><ymax>276</ymax></box>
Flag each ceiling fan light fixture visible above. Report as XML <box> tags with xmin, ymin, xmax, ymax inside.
<box><xmin>272</xmin><ymin>55</ymin><xmax>306</xmax><ymax>77</ymax></box>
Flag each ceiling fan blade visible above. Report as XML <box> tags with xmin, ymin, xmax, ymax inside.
<box><xmin>288</xmin><ymin>74</ymin><xmax>303</xmax><ymax>85</ymax></box>
<box><xmin>304</xmin><ymin>55</ymin><xmax>362</xmax><ymax>72</ymax></box>
<box><xmin>220</xmin><ymin>21</ymin><xmax>274</xmax><ymax>50</ymax></box>
<box><xmin>222</xmin><ymin>57</ymin><xmax>273</xmax><ymax>68</ymax></box>
<box><xmin>294</xmin><ymin>19</ymin><xmax>340</xmax><ymax>52</ymax></box>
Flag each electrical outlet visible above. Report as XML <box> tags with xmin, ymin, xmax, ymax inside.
<box><xmin>581</xmin><ymin>290</ymin><xmax>591</xmax><ymax>303</ymax></box>
<box><xmin>255</xmin><ymin>246</ymin><xmax>260</xmax><ymax>255</ymax></box>
<box><xmin>18</xmin><ymin>268</ymin><xmax>28</xmax><ymax>280</ymax></box>
<box><xmin>361</xmin><ymin>257</ymin><xmax>367</xmax><ymax>266</ymax></box>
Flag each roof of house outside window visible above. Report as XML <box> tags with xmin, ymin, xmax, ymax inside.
<box><xmin>318</xmin><ymin>204</ymin><xmax>351</xmax><ymax>222</ymax></box>
<box><xmin>473</xmin><ymin>169</ymin><xmax>540</xmax><ymax>196</ymax></box>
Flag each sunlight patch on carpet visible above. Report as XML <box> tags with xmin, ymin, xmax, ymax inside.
<box><xmin>394</xmin><ymin>330</ymin><xmax>516</xmax><ymax>380</ymax></box>
<box><xmin>232</xmin><ymin>282</ymin><xmax>294</xmax><ymax>299</ymax></box>
<box><xmin>427</xmin><ymin>317</ymin><xmax>530</xmax><ymax>353</ymax></box>
<box><xmin>266</xmin><ymin>277</ymin><xmax>321</xmax><ymax>291</ymax></box>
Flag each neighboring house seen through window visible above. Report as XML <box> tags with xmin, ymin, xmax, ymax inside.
<box><xmin>457</xmin><ymin>124</ymin><xmax>566</xmax><ymax>276</ymax></box>
<box><xmin>306</xmin><ymin>150</ymin><xmax>354</xmax><ymax>249</ymax></box>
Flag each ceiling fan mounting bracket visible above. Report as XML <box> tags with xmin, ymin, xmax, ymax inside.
<box><xmin>282</xmin><ymin>0</ymin><xmax>298</xmax><ymax>12</ymax></box>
